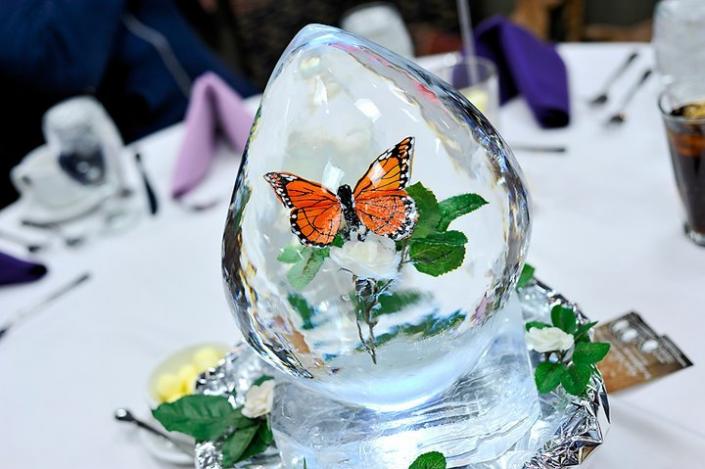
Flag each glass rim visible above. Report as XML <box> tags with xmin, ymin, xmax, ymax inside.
<box><xmin>450</xmin><ymin>54</ymin><xmax>497</xmax><ymax>77</ymax></box>
<box><xmin>658</xmin><ymin>89</ymin><xmax>705</xmax><ymax>124</ymax></box>
<box><xmin>426</xmin><ymin>54</ymin><xmax>497</xmax><ymax>76</ymax></box>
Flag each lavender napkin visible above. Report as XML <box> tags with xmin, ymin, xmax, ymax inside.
<box><xmin>474</xmin><ymin>16</ymin><xmax>570</xmax><ymax>128</ymax></box>
<box><xmin>0</xmin><ymin>250</ymin><xmax>47</xmax><ymax>286</ymax></box>
<box><xmin>171</xmin><ymin>72</ymin><xmax>254</xmax><ymax>199</ymax></box>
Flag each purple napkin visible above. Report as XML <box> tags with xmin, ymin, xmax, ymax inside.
<box><xmin>0</xmin><ymin>250</ymin><xmax>47</xmax><ymax>286</ymax></box>
<box><xmin>171</xmin><ymin>72</ymin><xmax>254</xmax><ymax>199</ymax></box>
<box><xmin>473</xmin><ymin>16</ymin><xmax>570</xmax><ymax>128</ymax></box>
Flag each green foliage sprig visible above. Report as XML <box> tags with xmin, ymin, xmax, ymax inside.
<box><xmin>404</xmin><ymin>182</ymin><xmax>487</xmax><ymax>277</ymax></box>
<box><xmin>152</xmin><ymin>377</ymin><xmax>274</xmax><ymax>467</ymax></box>
<box><xmin>527</xmin><ymin>304</ymin><xmax>610</xmax><ymax>397</ymax></box>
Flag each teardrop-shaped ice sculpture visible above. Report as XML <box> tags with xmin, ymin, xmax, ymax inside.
<box><xmin>222</xmin><ymin>25</ymin><xmax>530</xmax><ymax>410</ymax></box>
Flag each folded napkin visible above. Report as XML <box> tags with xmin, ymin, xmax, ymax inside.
<box><xmin>171</xmin><ymin>72</ymin><xmax>254</xmax><ymax>199</ymax></box>
<box><xmin>0</xmin><ymin>250</ymin><xmax>47</xmax><ymax>286</ymax></box>
<box><xmin>474</xmin><ymin>16</ymin><xmax>570</xmax><ymax>128</ymax></box>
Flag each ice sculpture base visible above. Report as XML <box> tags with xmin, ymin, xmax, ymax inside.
<box><xmin>270</xmin><ymin>299</ymin><xmax>540</xmax><ymax>469</ymax></box>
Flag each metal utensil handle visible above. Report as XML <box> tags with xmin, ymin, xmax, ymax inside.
<box><xmin>134</xmin><ymin>419</ymin><xmax>194</xmax><ymax>456</ymax></box>
<box><xmin>134</xmin><ymin>152</ymin><xmax>159</xmax><ymax>216</ymax></box>
<box><xmin>11</xmin><ymin>273</ymin><xmax>91</xmax><ymax>327</ymax></box>
<box><xmin>619</xmin><ymin>68</ymin><xmax>653</xmax><ymax>111</ymax></box>
<box><xmin>599</xmin><ymin>50</ymin><xmax>639</xmax><ymax>93</ymax></box>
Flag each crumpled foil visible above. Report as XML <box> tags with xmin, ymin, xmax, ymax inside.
<box><xmin>194</xmin><ymin>281</ymin><xmax>610</xmax><ymax>469</ymax></box>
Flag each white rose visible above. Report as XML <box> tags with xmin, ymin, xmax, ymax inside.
<box><xmin>526</xmin><ymin>327</ymin><xmax>574</xmax><ymax>353</ymax></box>
<box><xmin>330</xmin><ymin>233</ymin><xmax>401</xmax><ymax>279</ymax></box>
<box><xmin>241</xmin><ymin>380</ymin><xmax>275</xmax><ymax>418</ymax></box>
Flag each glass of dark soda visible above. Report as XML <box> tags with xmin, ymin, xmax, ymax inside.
<box><xmin>659</xmin><ymin>84</ymin><xmax>705</xmax><ymax>246</ymax></box>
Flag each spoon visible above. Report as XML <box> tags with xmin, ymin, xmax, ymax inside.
<box><xmin>114</xmin><ymin>408</ymin><xmax>194</xmax><ymax>457</ymax></box>
<box><xmin>605</xmin><ymin>68</ymin><xmax>653</xmax><ymax>126</ymax></box>
<box><xmin>589</xmin><ymin>50</ymin><xmax>639</xmax><ymax>107</ymax></box>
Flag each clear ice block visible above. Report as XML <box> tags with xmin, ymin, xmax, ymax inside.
<box><xmin>271</xmin><ymin>293</ymin><xmax>539</xmax><ymax>468</ymax></box>
<box><xmin>222</xmin><ymin>24</ymin><xmax>531</xmax><ymax>410</ymax></box>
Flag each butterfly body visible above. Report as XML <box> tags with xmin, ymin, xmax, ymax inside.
<box><xmin>265</xmin><ymin>137</ymin><xmax>418</xmax><ymax>247</ymax></box>
<box><xmin>335</xmin><ymin>183</ymin><xmax>369</xmax><ymax>240</ymax></box>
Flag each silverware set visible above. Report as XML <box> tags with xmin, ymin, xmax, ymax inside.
<box><xmin>587</xmin><ymin>50</ymin><xmax>653</xmax><ymax>126</ymax></box>
<box><xmin>589</xmin><ymin>51</ymin><xmax>639</xmax><ymax>106</ymax></box>
<box><xmin>509</xmin><ymin>50</ymin><xmax>651</xmax><ymax>157</ymax></box>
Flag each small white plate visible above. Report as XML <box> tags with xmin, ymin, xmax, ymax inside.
<box><xmin>137</xmin><ymin>412</ymin><xmax>195</xmax><ymax>466</ymax></box>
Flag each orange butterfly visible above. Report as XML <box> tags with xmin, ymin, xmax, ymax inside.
<box><xmin>264</xmin><ymin>137</ymin><xmax>418</xmax><ymax>247</ymax></box>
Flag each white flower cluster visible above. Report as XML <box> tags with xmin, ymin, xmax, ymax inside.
<box><xmin>330</xmin><ymin>233</ymin><xmax>401</xmax><ymax>279</ymax></box>
<box><xmin>242</xmin><ymin>380</ymin><xmax>275</xmax><ymax>418</ymax></box>
<box><xmin>526</xmin><ymin>327</ymin><xmax>574</xmax><ymax>353</ymax></box>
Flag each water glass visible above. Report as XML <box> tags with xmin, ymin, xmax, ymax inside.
<box><xmin>426</xmin><ymin>55</ymin><xmax>499</xmax><ymax>126</ymax></box>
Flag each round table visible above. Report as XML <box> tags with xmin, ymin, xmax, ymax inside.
<box><xmin>0</xmin><ymin>43</ymin><xmax>703</xmax><ymax>468</ymax></box>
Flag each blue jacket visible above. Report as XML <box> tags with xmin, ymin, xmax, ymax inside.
<box><xmin>0</xmin><ymin>0</ymin><xmax>258</xmax><ymax>205</ymax></box>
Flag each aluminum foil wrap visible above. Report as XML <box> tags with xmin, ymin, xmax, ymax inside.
<box><xmin>194</xmin><ymin>281</ymin><xmax>610</xmax><ymax>469</ymax></box>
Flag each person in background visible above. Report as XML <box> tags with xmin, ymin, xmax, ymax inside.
<box><xmin>0</xmin><ymin>0</ymin><xmax>258</xmax><ymax>208</ymax></box>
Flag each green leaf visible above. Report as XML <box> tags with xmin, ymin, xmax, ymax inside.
<box><xmin>516</xmin><ymin>263</ymin><xmax>535</xmax><ymax>289</ymax></box>
<box><xmin>406</xmin><ymin>182</ymin><xmax>441</xmax><ymax>239</ymax></box>
<box><xmin>437</xmin><ymin>193</ymin><xmax>488</xmax><ymax>231</ymax></box>
<box><xmin>534</xmin><ymin>362</ymin><xmax>566</xmax><ymax>394</ymax></box>
<box><xmin>287</xmin><ymin>247</ymin><xmax>329</xmax><ymax>290</ymax></box>
<box><xmin>359</xmin><ymin>311</ymin><xmax>466</xmax><ymax>350</ymax></box>
<box><xmin>252</xmin><ymin>375</ymin><xmax>274</xmax><ymax>386</ymax></box>
<box><xmin>373</xmin><ymin>290</ymin><xmax>424</xmax><ymax>317</ymax></box>
<box><xmin>230</xmin><ymin>408</ymin><xmax>260</xmax><ymax>430</ymax></box>
<box><xmin>152</xmin><ymin>395</ymin><xmax>237</xmax><ymax>441</ymax></box>
<box><xmin>238</xmin><ymin>420</ymin><xmax>274</xmax><ymax>462</ymax></box>
<box><xmin>277</xmin><ymin>245</ymin><xmax>303</xmax><ymax>263</ymax></box>
<box><xmin>287</xmin><ymin>293</ymin><xmax>316</xmax><ymax>329</ymax></box>
<box><xmin>221</xmin><ymin>424</ymin><xmax>260</xmax><ymax>467</ymax></box>
<box><xmin>408</xmin><ymin>451</ymin><xmax>447</xmax><ymax>469</ymax></box>
<box><xmin>332</xmin><ymin>234</ymin><xmax>345</xmax><ymax>248</ymax></box>
<box><xmin>561</xmin><ymin>363</ymin><xmax>594</xmax><ymax>396</ymax></box>
<box><xmin>525</xmin><ymin>320</ymin><xmax>551</xmax><ymax>331</ymax></box>
<box><xmin>573</xmin><ymin>342</ymin><xmax>611</xmax><ymax>365</ymax></box>
<box><xmin>550</xmin><ymin>305</ymin><xmax>577</xmax><ymax>334</ymax></box>
<box><xmin>573</xmin><ymin>321</ymin><xmax>599</xmax><ymax>343</ymax></box>
<box><xmin>409</xmin><ymin>231</ymin><xmax>467</xmax><ymax>277</ymax></box>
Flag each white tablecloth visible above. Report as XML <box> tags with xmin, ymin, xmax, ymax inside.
<box><xmin>1</xmin><ymin>43</ymin><xmax>703</xmax><ymax>468</ymax></box>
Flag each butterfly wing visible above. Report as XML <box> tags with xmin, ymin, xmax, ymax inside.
<box><xmin>264</xmin><ymin>172</ymin><xmax>341</xmax><ymax>247</ymax></box>
<box><xmin>352</xmin><ymin>137</ymin><xmax>417</xmax><ymax>240</ymax></box>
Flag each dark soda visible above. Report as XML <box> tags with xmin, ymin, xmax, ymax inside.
<box><xmin>664</xmin><ymin>103</ymin><xmax>705</xmax><ymax>237</ymax></box>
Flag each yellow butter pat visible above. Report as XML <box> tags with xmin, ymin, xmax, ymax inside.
<box><xmin>177</xmin><ymin>364</ymin><xmax>200</xmax><ymax>394</ymax></box>
<box><xmin>156</xmin><ymin>373</ymin><xmax>182</xmax><ymax>403</ymax></box>
<box><xmin>193</xmin><ymin>347</ymin><xmax>221</xmax><ymax>371</ymax></box>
